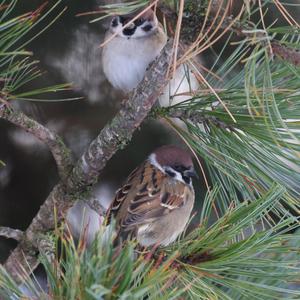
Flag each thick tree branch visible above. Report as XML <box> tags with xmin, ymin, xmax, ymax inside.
<box><xmin>67</xmin><ymin>39</ymin><xmax>175</xmax><ymax>191</ymax></box>
<box><xmin>0</xmin><ymin>103</ymin><xmax>73</xmax><ymax>181</ymax></box>
<box><xmin>3</xmin><ymin>39</ymin><xmax>175</xmax><ymax>282</ymax></box>
<box><xmin>0</xmin><ymin>227</ymin><xmax>23</xmax><ymax>241</ymax></box>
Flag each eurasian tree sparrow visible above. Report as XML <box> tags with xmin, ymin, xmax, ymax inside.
<box><xmin>102</xmin><ymin>9</ymin><xmax>199</xmax><ymax>108</ymax></box>
<box><xmin>102</xmin><ymin>9</ymin><xmax>167</xmax><ymax>92</ymax></box>
<box><xmin>107</xmin><ymin>145</ymin><xmax>197</xmax><ymax>247</ymax></box>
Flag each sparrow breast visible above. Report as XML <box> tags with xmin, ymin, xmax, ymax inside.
<box><xmin>102</xmin><ymin>26</ymin><xmax>167</xmax><ymax>92</ymax></box>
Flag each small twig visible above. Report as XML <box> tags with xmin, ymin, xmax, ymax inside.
<box><xmin>180</xmin><ymin>251</ymin><xmax>214</xmax><ymax>265</ymax></box>
<box><xmin>0</xmin><ymin>103</ymin><xmax>73</xmax><ymax>182</ymax></box>
<box><xmin>0</xmin><ymin>227</ymin><xmax>24</xmax><ymax>241</ymax></box>
<box><xmin>166</xmin><ymin>109</ymin><xmax>236</xmax><ymax>131</ymax></box>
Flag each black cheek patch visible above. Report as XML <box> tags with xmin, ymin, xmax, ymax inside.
<box><xmin>123</xmin><ymin>26</ymin><xmax>136</xmax><ymax>36</ymax></box>
<box><xmin>111</xmin><ymin>17</ymin><xmax>118</xmax><ymax>27</ymax></box>
<box><xmin>165</xmin><ymin>170</ymin><xmax>176</xmax><ymax>178</ymax></box>
<box><xmin>119</xmin><ymin>16</ymin><xmax>126</xmax><ymax>24</ymax></box>
<box><xmin>183</xmin><ymin>176</ymin><xmax>191</xmax><ymax>185</ymax></box>
<box><xmin>142</xmin><ymin>24</ymin><xmax>153</xmax><ymax>32</ymax></box>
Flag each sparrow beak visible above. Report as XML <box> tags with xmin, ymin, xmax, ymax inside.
<box><xmin>127</xmin><ymin>22</ymin><xmax>135</xmax><ymax>29</ymax></box>
<box><xmin>185</xmin><ymin>168</ymin><xmax>198</xmax><ymax>179</ymax></box>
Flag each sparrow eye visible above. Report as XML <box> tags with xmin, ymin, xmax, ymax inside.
<box><xmin>142</xmin><ymin>24</ymin><xmax>153</xmax><ymax>32</ymax></box>
<box><xmin>111</xmin><ymin>17</ymin><xmax>119</xmax><ymax>27</ymax></box>
<box><xmin>122</xmin><ymin>26</ymin><xmax>137</xmax><ymax>36</ymax></box>
<box><xmin>119</xmin><ymin>16</ymin><xmax>126</xmax><ymax>24</ymax></box>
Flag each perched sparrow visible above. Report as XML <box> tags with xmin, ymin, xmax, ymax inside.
<box><xmin>102</xmin><ymin>9</ymin><xmax>167</xmax><ymax>92</ymax></box>
<box><xmin>108</xmin><ymin>145</ymin><xmax>197</xmax><ymax>247</ymax></box>
<box><xmin>102</xmin><ymin>9</ymin><xmax>199</xmax><ymax>111</ymax></box>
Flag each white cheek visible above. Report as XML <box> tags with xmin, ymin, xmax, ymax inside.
<box><xmin>134</xmin><ymin>27</ymin><xmax>148</xmax><ymax>38</ymax></box>
<box><xmin>111</xmin><ymin>24</ymin><xmax>123</xmax><ymax>35</ymax></box>
<box><xmin>148</xmin><ymin>154</ymin><xmax>164</xmax><ymax>172</ymax></box>
<box><xmin>148</xmin><ymin>154</ymin><xmax>186</xmax><ymax>184</ymax></box>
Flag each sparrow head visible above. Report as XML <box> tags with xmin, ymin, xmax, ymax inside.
<box><xmin>110</xmin><ymin>9</ymin><xmax>158</xmax><ymax>38</ymax></box>
<box><xmin>150</xmin><ymin>145</ymin><xmax>198</xmax><ymax>185</ymax></box>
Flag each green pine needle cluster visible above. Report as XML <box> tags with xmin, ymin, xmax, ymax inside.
<box><xmin>0</xmin><ymin>0</ymin><xmax>76</xmax><ymax>102</ymax></box>
<box><xmin>159</xmin><ymin>1</ymin><xmax>300</xmax><ymax>220</ymax></box>
<box><xmin>0</xmin><ymin>185</ymin><xmax>299</xmax><ymax>299</ymax></box>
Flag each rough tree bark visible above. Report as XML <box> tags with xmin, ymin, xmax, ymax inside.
<box><xmin>0</xmin><ymin>105</ymin><xmax>73</xmax><ymax>181</ymax></box>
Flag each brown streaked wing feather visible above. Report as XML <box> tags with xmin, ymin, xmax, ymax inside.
<box><xmin>107</xmin><ymin>161</ymin><xmax>148</xmax><ymax>223</ymax></box>
<box><xmin>120</xmin><ymin>163</ymin><xmax>189</xmax><ymax>230</ymax></box>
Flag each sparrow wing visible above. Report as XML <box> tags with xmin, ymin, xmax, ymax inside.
<box><xmin>108</xmin><ymin>160</ymin><xmax>190</xmax><ymax>232</ymax></box>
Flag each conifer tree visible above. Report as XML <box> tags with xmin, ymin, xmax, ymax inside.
<box><xmin>0</xmin><ymin>1</ymin><xmax>300</xmax><ymax>299</ymax></box>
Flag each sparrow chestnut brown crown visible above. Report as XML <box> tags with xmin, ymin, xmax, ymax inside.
<box><xmin>154</xmin><ymin>145</ymin><xmax>193</xmax><ymax>169</ymax></box>
<box><xmin>108</xmin><ymin>145</ymin><xmax>197</xmax><ymax>247</ymax></box>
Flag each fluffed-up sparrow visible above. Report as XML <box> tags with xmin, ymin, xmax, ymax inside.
<box><xmin>102</xmin><ymin>9</ymin><xmax>199</xmax><ymax>107</ymax></box>
<box><xmin>107</xmin><ymin>145</ymin><xmax>197</xmax><ymax>247</ymax></box>
<box><xmin>102</xmin><ymin>9</ymin><xmax>167</xmax><ymax>93</ymax></box>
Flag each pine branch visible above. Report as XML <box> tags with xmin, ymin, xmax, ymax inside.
<box><xmin>165</xmin><ymin>108</ymin><xmax>236</xmax><ymax>131</ymax></box>
<box><xmin>163</xmin><ymin>1</ymin><xmax>300</xmax><ymax>67</ymax></box>
<box><xmin>215</xmin><ymin>11</ymin><xmax>300</xmax><ymax>67</ymax></box>
<box><xmin>0</xmin><ymin>102</ymin><xmax>73</xmax><ymax>182</ymax></box>
<box><xmin>2</xmin><ymin>39</ymin><xmax>175</xmax><ymax>283</ymax></box>
<box><xmin>2</xmin><ymin>185</ymin><xmax>299</xmax><ymax>299</ymax></box>
<box><xmin>2</xmin><ymin>0</ymin><xmax>299</xmax><ymax>292</ymax></box>
<box><xmin>272</xmin><ymin>41</ymin><xmax>300</xmax><ymax>66</ymax></box>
